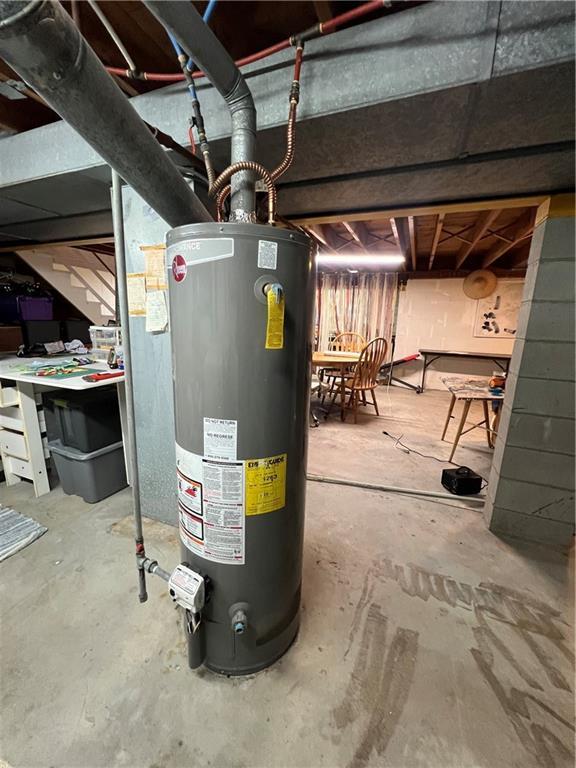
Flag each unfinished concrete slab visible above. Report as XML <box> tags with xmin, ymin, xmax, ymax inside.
<box><xmin>1</xmin><ymin>389</ymin><xmax>573</xmax><ymax>768</ymax></box>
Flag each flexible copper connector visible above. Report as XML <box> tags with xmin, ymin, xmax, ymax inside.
<box><xmin>271</xmin><ymin>46</ymin><xmax>303</xmax><ymax>182</ymax></box>
<box><xmin>271</xmin><ymin>100</ymin><xmax>297</xmax><ymax>182</ymax></box>
<box><xmin>210</xmin><ymin>161</ymin><xmax>276</xmax><ymax>224</ymax></box>
<box><xmin>216</xmin><ymin>186</ymin><xmax>229</xmax><ymax>222</ymax></box>
<box><xmin>216</xmin><ymin>46</ymin><xmax>303</xmax><ymax>223</ymax></box>
<box><xmin>215</xmin><ymin>101</ymin><xmax>295</xmax><ymax>220</ymax></box>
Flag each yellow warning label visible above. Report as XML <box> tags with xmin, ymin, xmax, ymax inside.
<box><xmin>245</xmin><ymin>453</ymin><xmax>287</xmax><ymax>516</ymax></box>
<box><xmin>265</xmin><ymin>289</ymin><xmax>284</xmax><ymax>349</ymax></box>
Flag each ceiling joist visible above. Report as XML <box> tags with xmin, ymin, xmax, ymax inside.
<box><xmin>482</xmin><ymin>210</ymin><xmax>536</xmax><ymax>268</ymax></box>
<box><xmin>455</xmin><ymin>209</ymin><xmax>501</xmax><ymax>269</ymax></box>
<box><xmin>342</xmin><ymin>221</ymin><xmax>371</xmax><ymax>253</ymax></box>
<box><xmin>390</xmin><ymin>217</ymin><xmax>410</xmax><ymax>267</ymax></box>
<box><xmin>407</xmin><ymin>216</ymin><xmax>417</xmax><ymax>271</ymax></box>
<box><xmin>428</xmin><ymin>213</ymin><xmax>445</xmax><ymax>270</ymax></box>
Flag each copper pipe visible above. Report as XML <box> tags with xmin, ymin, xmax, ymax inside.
<box><xmin>216</xmin><ymin>45</ymin><xmax>303</xmax><ymax>223</ymax></box>
<box><xmin>215</xmin><ymin>98</ymin><xmax>294</xmax><ymax>219</ymax></box>
<box><xmin>210</xmin><ymin>161</ymin><xmax>276</xmax><ymax>223</ymax></box>
<box><xmin>216</xmin><ymin>187</ymin><xmax>229</xmax><ymax>222</ymax></box>
<box><xmin>271</xmin><ymin>100</ymin><xmax>297</xmax><ymax>181</ymax></box>
<box><xmin>270</xmin><ymin>45</ymin><xmax>302</xmax><ymax>182</ymax></box>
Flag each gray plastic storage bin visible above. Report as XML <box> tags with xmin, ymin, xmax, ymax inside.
<box><xmin>42</xmin><ymin>387</ymin><xmax>121</xmax><ymax>453</ymax></box>
<box><xmin>49</xmin><ymin>439</ymin><xmax>127</xmax><ymax>503</ymax></box>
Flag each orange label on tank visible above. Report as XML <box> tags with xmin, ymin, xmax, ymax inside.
<box><xmin>245</xmin><ymin>453</ymin><xmax>287</xmax><ymax>516</ymax></box>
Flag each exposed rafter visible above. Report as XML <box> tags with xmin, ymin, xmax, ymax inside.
<box><xmin>390</xmin><ymin>217</ymin><xmax>409</xmax><ymax>267</ymax></box>
<box><xmin>428</xmin><ymin>213</ymin><xmax>445</xmax><ymax>270</ymax></box>
<box><xmin>482</xmin><ymin>210</ymin><xmax>536</xmax><ymax>268</ymax></box>
<box><xmin>508</xmin><ymin>247</ymin><xmax>531</xmax><ymax>270</ymax></box>
<box><xmin>313</xmin><ymin>1</ymin><xmax>333</xmax><ymax>23</ymax></box>
<box><xmin>342</xmin><ymin>221</ymin><xmax>371</xmax><ymax>253</ymax></box>
<box><xmin>319</xmin><ymin>223</ymin><xmax>345</xmax><ymax>252</ymax></box>
<box><xmin>407</xmin><ymin>216</ymin><xmax>417</xmax><ymax>270</ymax></box>
<box><xmin>455</xmin><ymin>209</ymin><xmax>501</xmax><ymax>269</ymax></box>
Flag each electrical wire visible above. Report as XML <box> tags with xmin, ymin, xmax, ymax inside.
<box><xmin>381</xmin><ymin>430</ymin><xmax>489</xmax><ymax>488</ymax></box>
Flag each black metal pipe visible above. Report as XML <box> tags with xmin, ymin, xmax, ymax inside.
<box><xmin>0</xmin><ymin>0</ymin><xmax>211</xmax><ymax>228</ymax></box>
<box><xmin>144</xmin><ymin>0</ymin><xmax>257</xmax><ymax>218</ymax></box>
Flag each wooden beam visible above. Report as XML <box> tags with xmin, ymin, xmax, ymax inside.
<box><xmin>291</xmin><ymin>195</ymin><xmax>548</xmax><ymax>227</ymax></box>
<box><xmin>313</xmin><ymin>1</ymin><xmax>333</xmax><ymax>22</ymax></box>
<box><xmin>0</xmin><ymin>71</ymin><xmax>48</xmax><ymax>107</ymax></box>
<box><xmin>0</xmin><ymin>236</ymin><xmax>115</xmax><ymax>254</ymax></box>
<box><xmin>342</xmin><ymin>221</ymin><xmax>371</xmax><ymax>252</ymax></box>
<box><xmin>305</xmin><ymin>225</ymin><xmax>339</xmax><ymax>255</ymax></box>
<box><xmin>302</xmin><ymin>226</ymin><xmax>326</xmax><ymax>253</ymax></box>
<box><xmin>428</xmin><ymin>213</ymin><xmax>445</xmax><ymax>270</ymax></box>
<box><xmin>407</xmin><ymin>216</ymin><xmax>417</xmax><ymax>270</ymax></box>
<box><xmin>319</xmin><ymin>223</ymin><xmax>345</xmax><ymax>252</ymax></box>
<box><xmin>112</xmin><ymin>73</ymin><xmax>138</xmax><ymax>97</ymax></box>
<box><xmin>455</xmin><ymin>209</ymin><xmax>501</xmax><ymax>269</ymax></box>
<box><xmin>390</xmin><ymin>217</ymin><xmax>412</xmax><ymax>269</ymax></box>
<box><xmin>390</xmin><ymin>218</ymin><xmax>403</xmax><ymax>255</ymax></box>
<box><xmin>508</xmin><ymin>246</ymin><xmax>531</xmax><ymax>270</ymax></box>
<box><xmin>0</xmin><ymin>97</ymin><xmax>46</xmax><ymax>132</ymax></box>
<box><xmin>482</xmin><ymin>211</ymin><xmax>536</xmax><ymax>268</ymax></box>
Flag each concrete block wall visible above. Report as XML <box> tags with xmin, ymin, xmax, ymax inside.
<box><xmin>484</xmin><ymin>208</ymin><xmax>575</xmax><ymax>547</ymax></box>
<box><xmin>394</xmin><ymin>278</ymin><xmax>520</xmax><ymax>389</ymax></box>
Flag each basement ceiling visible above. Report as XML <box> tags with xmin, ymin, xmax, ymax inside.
<box><xmin>0</xmin><ymin>0</ymin><xmax>414</xmax><ymax>135</ymax></box>
<box><xmin>295</xmin><ymin>201</ymin><xmax>539</xmax><ymax>275</ymax></box>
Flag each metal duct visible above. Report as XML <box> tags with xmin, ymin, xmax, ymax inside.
<box><xmin>144</xmin><ymin>0</ymin><xmax>257</xmax><ymax>219</ymax></box>
<box><xmin>0</xmin><ymin>0</ymin><xmax>211</xmax><ymax>228</ymax></box>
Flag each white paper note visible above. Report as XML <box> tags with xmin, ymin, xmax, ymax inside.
<box><xmin>127</xmin><ymin>273</ymin><xmax>146</xmax><ymax>316</ymax></box>
<box><xmin>145</xmin><ymin>290</ymin><xmax>168</xmax><ymax>333</ymax></box>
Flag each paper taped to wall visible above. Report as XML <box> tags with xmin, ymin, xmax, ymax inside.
<box><xmin>145</xmin><ymin>290</ymin><xmax>168</xmax><ymax>332</ymax></box>
<box><xmin>141</xmin><ymin>245</ymin><xmax>167</xmax><ymax>291</ymax></box>
<box><xmin>127</xmin><ymin>273</ymin><xmax>146</xmax><ymax>316</ymax></box>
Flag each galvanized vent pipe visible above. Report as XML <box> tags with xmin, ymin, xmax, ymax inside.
<box><xmin>144</xmin><ymin>0</ymin><xmax>257</xmax><ymax>219</ymax></box>
<box><xmin>0</xmin><ymin>0</ymin><xmax>211</xmax><ymax>228</ymax></box>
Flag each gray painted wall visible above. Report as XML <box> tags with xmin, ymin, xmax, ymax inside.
<box><xmin>485</xmin><ymin>208</ymin><xmax>575</xmax><ymax>546</ymax></box>
<box><xmin>121</xmin><ymin>185</ymin><xmax>177</xmax><ymax>525</ymax></box>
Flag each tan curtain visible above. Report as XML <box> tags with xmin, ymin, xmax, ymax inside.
<box><xmin>315</xmin><ymin>272</ymin><xmax>397</xmax><ymax>357</ymax></box>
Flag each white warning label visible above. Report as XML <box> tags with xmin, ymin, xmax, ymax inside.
<box><xmin>175</xmin><ymin>443</ymin><xmax>244</xmax><ymax>565</ymax></box>
<box><xmin>203</xmin><ymin>417</ymin><xmax>237</xmax><ymax>461</ymax></box>
<box><xmin>258</xmin><ymin>240</ymin><xmax>278</xmax><ymax>270</ymax></box>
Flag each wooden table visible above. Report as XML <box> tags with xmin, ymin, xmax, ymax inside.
<box><xmin>312</xmin><ymin>351</ymin><xmax>360</xmax><ymax>421</ymax></box>
<box><xmin>0</xmin><ymin>356</ymin><xmax>127</xmax><ymax>497</ymax></box>
<box><xmin>440</xmin><ymin>376</ymin><xmax>504</xmax><ymax>462</ymax></box>
<box><xmin>419</xmin><ymin>349</ymin><xmax>512</xmax><ymax>392</ymax></box>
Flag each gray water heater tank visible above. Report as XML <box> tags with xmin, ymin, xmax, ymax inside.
<box><xmin>166</xmin><ymin>222</ymin><xmax>315</xmax><ymax>675</ymax></box>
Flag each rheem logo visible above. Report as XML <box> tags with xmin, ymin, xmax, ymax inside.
<box><xmin>172</xmin><ymin>254</ymin><xmax>187</xmax><ymax>283</ymax></box>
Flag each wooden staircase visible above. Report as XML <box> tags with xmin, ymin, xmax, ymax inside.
<box><xmin>16</xmin><ymin>246</ymin><xmax>116</xmax><ymax>325</ymax></box>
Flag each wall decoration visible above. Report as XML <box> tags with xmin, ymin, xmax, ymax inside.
<box><xmin>474</xmin><ymin>281</ymin><xmax>523</xmax><ymax>338</ymax></box>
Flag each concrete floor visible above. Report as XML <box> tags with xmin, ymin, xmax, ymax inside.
<box><xmin>1</xmin><ymin>387</ymin><xmax>573</xmax><ymax>768</ymax></box>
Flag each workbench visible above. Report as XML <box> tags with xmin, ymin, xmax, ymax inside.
<box><xmin>440</xmin><ymin>375</ymin><xmax>504</xmax><ymax>462</ymax></box>
<box><xmin>0</xmin><ymin>356</ymin><xmax>128</xmax><ymax>497</ymax></box>
<box><xmin>419</xmin><ymin>348</ymin><xmax>512</xmax><ymax>392</ymax></box>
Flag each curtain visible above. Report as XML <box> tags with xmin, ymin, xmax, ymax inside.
<box><xmin>315</xmin><ymin>272</ymin><xmax>398</xmax><ymax>358</ymax></box>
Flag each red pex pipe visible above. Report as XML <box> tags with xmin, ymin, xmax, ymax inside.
<box><xmin>320</xmin><ymin>0</ymin><xmax>384</xmax><ymax>33</ymax></box>
<box><xmin>106</xmin><ymin>0</ymin><xmax>386</xmax><ymax>83</ymax></box>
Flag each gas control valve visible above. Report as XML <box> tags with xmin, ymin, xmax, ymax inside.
<box><xmin>168</xmin><ymin>564</ymin><xmax>205</xmax><ymax>613</ymax></box>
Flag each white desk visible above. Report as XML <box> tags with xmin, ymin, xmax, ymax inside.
<box><xmin>0</xmin><ymin>356</ymin><xmax>129</xmax><ymax>497</ymax></box>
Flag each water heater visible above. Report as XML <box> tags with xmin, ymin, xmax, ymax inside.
<box><xmin>166</xmin><ymin>222</ymin><xmax>315</xmax><ymax>675</ymax></box>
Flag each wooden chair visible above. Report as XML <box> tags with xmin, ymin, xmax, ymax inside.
<box><xmin>320</xmin><ymin>332</ymin><xmax>366</xmax><ymax>403</ymax></box>
<box><xmin>337</xmin><ymin>337</ymin><xmax>389</xmax><ymax>423</ymax></box>
<box><xmin>329</xmin><ymin>332</ymin><xmax>366</xmax><ymax>352</ymax></box>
